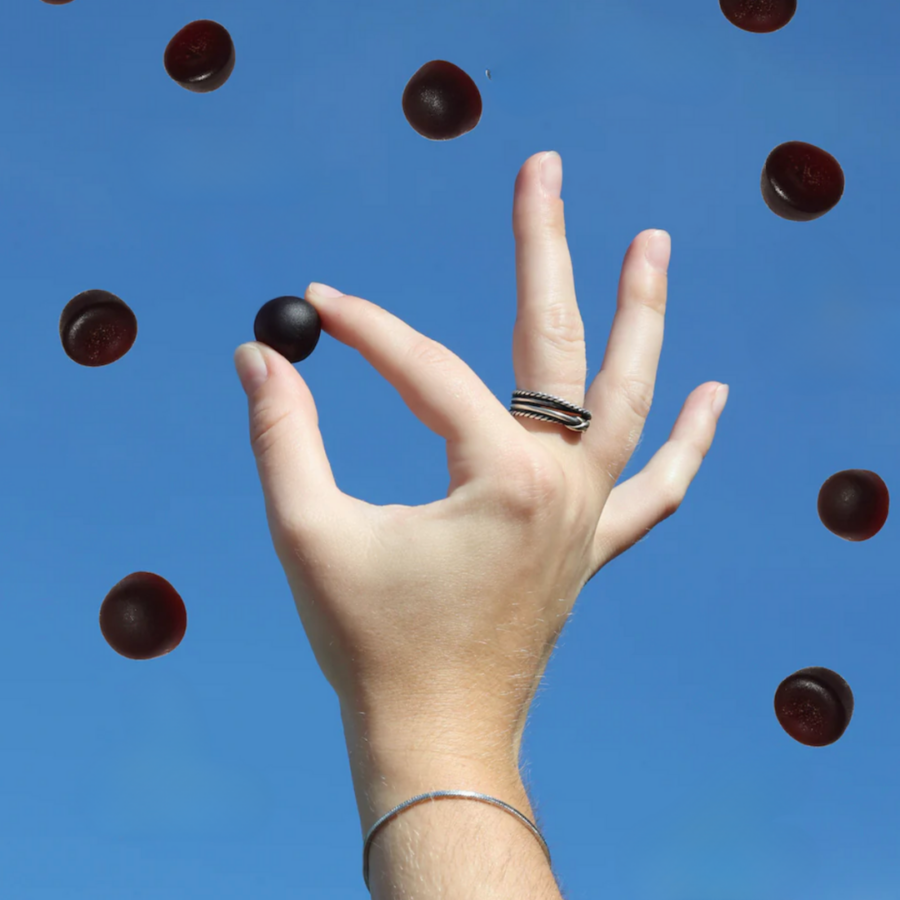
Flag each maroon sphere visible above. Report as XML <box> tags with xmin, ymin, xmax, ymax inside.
<box><xmin>164</xmin><ymin>20</ymin><xmax>235</xmax><ymax>93</ymax></box>
<box><xmin>402</xmin><ymin>60</ymin><xmax>482</xmax><ymax>141</ymax></box>
<box><xmin>40</xmin><ymin>0</ymin><xmax>76</xmax><ymax>4</ymax></box>
<box><xmin>59</xmin><ymin>290</ymin><xmax>137</xmax><ymax>367</ymax></box>
<box><xmin>818</xmin><ymin>469</ymin><xmax>889</xmax><ymax>541</ymax></box>
<box><xmin>99</xmin><ymin>572</ymin><xmax>187</xmax><ymax>661</ymax></box>
<box><xmin>761</xmin><ymin>141</ymin><xmax>845</xmax><ymax>221</ymax></box>
<box><xmin>720</xmin><ymin>0</ymin><xmax>797</xmax><ymax>33</ymax></box>
<box><xmin>774</xmin><ymin>667</ymin><xmax>854</xmax><ymax>747</ymax></box>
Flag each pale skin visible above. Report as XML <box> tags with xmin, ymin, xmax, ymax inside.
<box><xmin>233</xmin><ymin>150</ymin><xmax>728</xmax><ymax>899</ymax></box>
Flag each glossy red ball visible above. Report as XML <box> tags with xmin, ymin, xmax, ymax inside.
<box><xmin>774</xmin><ymin>667</ymin><xmax>853</xmax><ymax>747</ymax></box>
<box><xmin>164</xmin><ymin>20</ymin><xmax>235</xmax><ymax>93</ymax></box>
<box><xmin>99</xmin><ymin>572</ymin><xmax>187</xmax><ymax>661</ymax></box>
<box><xmin>818</xmin><ymin>469</ymin><xmax>889</xmax><ymax>541</ymax></box>
<box><xmin>761</xmin><ymin>141</ymin><xmax>845</xmax><ymax>221</ymax></box>
<box><xmin>59</xmin><ymin>290</ymin><xmax>137</xmax><ymax>367</ymax></box>
<box><xmin>720</xmin><ymin>0</ymin><xmax>797</xmax><ymax>33</ymax></box>
<box><xmin>402</xmin><ymin>61</ymin><xmax>482</xmax><ymax>141</ymax></box>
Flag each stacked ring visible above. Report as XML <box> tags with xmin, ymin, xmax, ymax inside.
<box><xmin>509</xmin><ymin>390</ymin><xmax>592</xmax><ymax>433</ymax></box>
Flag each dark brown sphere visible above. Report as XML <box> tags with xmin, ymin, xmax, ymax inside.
<box><xmin>59</xmin><ymin>290</ymin><xmax>137</xmax><ymax>367</ymax></box>
<box><xmin>99</xmin><ymin>572</ymin><xmax>187</xmax><ymax>660</ymax></box>
<box><xmin>818</xmin><ymin>469</ymin><xmax>889</xmax><ymax>541</ymax></box>
<box><xmin>760</xmin><ymin>141</ymin><xmax>845</xmax><ymax>221</ymax></box>
<box><xmin>774</xmin><ymin>667</ymin><xmax>854</xmax><ymax>747</ymax></box>
<box><xmin>720</xmin><ymin>0</ymin><xmax>797</xmax><ymax>33</ymax></box>
<box><xmin>164</xmin><ymin>20</ymin><xmax>235</xmax><ymax>93</ymax></box>
<box><xmin>402</xmin><ymin>60</ymin><xmax>482</xmax><ymax>141</ymax></box>
<box><xmin>254</xmin><ymin>296</ymin><xmax>321</xmax><ymax>363</ymax></box>
<box><xmin>40</xmin><ymin>0</ymin><xmax>75</xmax><ymax>4</ymax></box>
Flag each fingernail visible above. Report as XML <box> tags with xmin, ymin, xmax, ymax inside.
<box><xmin>307</xmin><ymin>282</ymin><xmax>344</xmax><ymax>300</ymax></box>
<box><xmin>234</xmin><ymin>343</ymin><xmax>269</xmax><ymax>395</ymax></box>
<box><xmin>540</xmin><ymin>151</ymin><xmax>563</xmax><ymax>198</ymax></box>
<box><xmin>711</xmin><ymin>383</ymin><xmax>729</xmax><ymax>417</ymax></box>
<box><xmin>646</xmin><ymin>230</ymin><xmax>671</xmax><ymax>273</ymax></box>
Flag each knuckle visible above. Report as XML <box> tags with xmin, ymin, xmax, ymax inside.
<box><xmin>249</xmin><ymin>401</ymin><xmax>295</xmax><ymax>459</ymax></box>
<box><xmin>543</xmin><ymin>301</ymin><xmax>585</xmax><ymax>352</ymax></box>
<box><xmin>406</xmin><ymin>336</ymin><xmax>453</xmax><ymax>371</ymax></box>
<box><xmin>621</xmin><ymin>375</ymin><xmax>655</xmax><ymax>420</ymax></box>
<box><xmin>657</xmin><ymin>476</ymin><xmax>686</xmax><ymax>520</ymax></box>
<box><xmin>497</xmin><ymin>449</ymin><xmax>567</xmax><ymax>515</ymax></box>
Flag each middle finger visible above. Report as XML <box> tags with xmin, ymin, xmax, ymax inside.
<box><xmin>511</xmin><ymin>151</ymin><xmax>586</xmax><ymax>432</ymax></box>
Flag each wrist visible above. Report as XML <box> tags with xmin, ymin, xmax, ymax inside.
<box><xmin>339</xmin><ymin>701</ymin><xmax>533</xmax><ymax>838</ymax></box>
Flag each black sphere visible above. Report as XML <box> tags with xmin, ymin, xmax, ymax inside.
<box><xmin>253</xmin><ymin>296</ymin><xmax>322</xmax><ymax>363</ymax></box>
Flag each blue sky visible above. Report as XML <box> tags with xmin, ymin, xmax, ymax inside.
<box><xmin>1</xmin><ymin>0</ymin><xmax>898</xmax><ymax>897</ymax></box>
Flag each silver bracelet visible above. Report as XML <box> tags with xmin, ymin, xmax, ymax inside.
<box><xmin>362</xmin><ymin>790</ymin><xmax>552</xmax><ymax>890</ymax></box>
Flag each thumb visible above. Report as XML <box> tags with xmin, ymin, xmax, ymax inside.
<box><xmin>234</xmin><ymin>341</ymin><xmax>338</xmax><ymax>534</ymax></box>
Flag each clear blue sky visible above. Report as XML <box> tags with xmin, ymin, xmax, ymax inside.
<box><xmin>1</xmin><ymin>0</ymin><xmax>897</xmax><ymax>897</ymax></box>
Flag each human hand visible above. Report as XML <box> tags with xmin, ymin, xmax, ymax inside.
<box><xmin>233</xmin><ymin>151</ymin><xmax>728</xmax><ymax>761</ymax></box>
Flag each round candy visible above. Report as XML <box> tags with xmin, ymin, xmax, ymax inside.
<box><xmin>40</xmin><ymin>0</ymin><xmax>75</xmax><ymax>4</ymax></box>
<box><xmin>818</xmin><ymin>469</ymin><xmax>889</xmax><ymax>541</ymax></box>
<box><xmin>402</xmin><ymin>60</ymin><xmax>482</xmax><ymax>141</ymax></box>
<box><xmin>760</xmin><ymin>141</ymin><xmax>845</xmax><ymax>221</ymax></box>
<box><xmin>164</xmin><ymin>20</ymin><xmax>235</xmax><ymax>93</ymax></box>
<box><xmin>99</xmin><ymin>572</ymin><xmax>187</xmax><ymax>661</ymax></box>
<box><xmin>253</xmin><ymin>296</ymin><xmax>322</xmax><ymax>363</ymax></box>
<box><xmin>774</xmin><ymin>667</ymin><xmax>854</xmax><ymax>747</ymax></box>
<box><xmin>719</xmin><ymin>0</ymin><xmax>797</xmax><ymax>33</ymax></box>
<box><xmin>59</xmin><ymin>289</ymin><xmax>137</xmax><ymax>367</ymax></box>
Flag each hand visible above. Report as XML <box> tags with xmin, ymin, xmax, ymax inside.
<box><xmin>233</xmin><ymin>151</ymin><xmax>728</xmax><ymax>760</ymax></box>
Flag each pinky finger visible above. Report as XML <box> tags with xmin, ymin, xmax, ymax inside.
<box><xmin>588</xmin><ymin>381</ymin><xmax>728</xmax><ymax>573</ymax></box>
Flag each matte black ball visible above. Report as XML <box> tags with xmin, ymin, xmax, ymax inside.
<box><xmin>253</xmin><ymin>296</ymin><xmax>322</xmax><ymax>363</ymax></box>
<box><xmin>774</xmin><ymin>667</ymin><xmax>854</xmax><ymax>747</ymax></box>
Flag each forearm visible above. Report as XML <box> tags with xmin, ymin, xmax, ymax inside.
<box><xmin>341</xmin><ymin>703</ymin><xmax>563</xmax><ymax>900</ymax></box>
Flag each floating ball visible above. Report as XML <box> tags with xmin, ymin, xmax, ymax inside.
<box><xmin>99</xmin><ymin>572</ymin><xmax>187</xmax><ymax>660</ymax></box>
<box><xmin>164</xmin><ymin>20</ymin><xmax>235</xmax><ymax>93</ymax></box>
<box><xmin>720</xmin><ymin>0</ymin><xmax>797</xmax><ymax>33</ymax></box>
<box><xmin>254</xmin><ymin>296</ymin><xmax>322</xmax><ymax>363</ymax></box>
<box><xmin>818</xmin><ymin>469</ymin><xmax>889</xmax><ymax>541</ymax></box>
<box><xmin>59</xmin><ymin>289</ymin><xmax>137</xmax><ymax>367</ymax></box>
<box><xmin>774</xmin><ymin>667</ymin><xmax>854</xmax><ymax>747</ymax></box>
<box><xmin>40</xmin><ymin>0</ymin><xmax>76</xmax><ymax>5</ymax></box>
<box><xmin>402</xmin><ymin>60</ymin><xmax>482</xmax><ymax>141</ymax></box>
<box><xmin>761</xmin><ymin>141</ymin><xmax>845</xmax><ymax>221</ymax></box>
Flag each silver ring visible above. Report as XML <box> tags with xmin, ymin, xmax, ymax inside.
<box><xmin>509</xmin><ymin>390</ymin><xmax>591</xmax><ymax>433</ymax></box>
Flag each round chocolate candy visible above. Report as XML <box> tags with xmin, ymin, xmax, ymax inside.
<box><xmin>719</xmin><ymin>0</ymin><xmax>797</xmax><ymax>33</ymax></box>
<box><xmin>402</xmin><ymin>60</ymin><xmax>482</xmax><ymax>141</ymax></box>
<box><xmin>40</xmin><ymin>0</ymin><xmax>75</xmax><ymax>4</ymax></box>
<box><xmin>99</xmin><ymin>572</ymin><xmax>187</xmax><ymax>660</ymax></box>
<box><xmin>164</xmin><ymin>20</ymin><xmax>235</xmax><ymax>93</ymax></box>
<box><xmin>760</xmin><ymin>141</ymin><xmax>845</xmax><ymax>221</ymax></box>
<box><xmin>59</xmin><ymin>289</ymin><xmax>137</xmax><ymax>367</ymax></box>
<box><xmin>818</xmin><ymin>469</ymin><xmax>889</xmax><ymax>541</ymax></box>
<box><xmin>253</xmin><ymin>296</ymin><xmax>322</xmax><ymax>363</ymax></box>
<box><xmin>774</xmin><ymin>667</ymin><xmax>854</xmax><ymax>747</ymax></box>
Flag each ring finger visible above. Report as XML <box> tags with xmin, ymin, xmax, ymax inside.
<box><xmin>511</xmin><ymin>151</ymin><xmax>586</xmax><ymax>437</ymax></box>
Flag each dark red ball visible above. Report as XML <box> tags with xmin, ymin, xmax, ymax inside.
<box><xmin>402</xmin><ymin>60</ymin><xmax>482</xmax><ymax>141</ymax></box>
<box><xmin>720</xmin><ymin>0</ymin><xmax>797</xmax><ymax>33</ymax></box>
<box><xmin>164</xmin><ymin>20</ymin><xmax>235</xmax><ymax>93</ymax></box>
<box><xmin>774</xmin><ymin>667</ymin><xmax>854</xmax><ymax>747</ymax></box>
<box><xmin>818</xmin><ymin>469</ymin><xmax>889</xmax><ymax>541</ymax></box>
<box><xmin>760</xmin><ymin>141</ymin><xmax>845</xmax><ymax>221</ymax></box>
<box><xmin>40</xmin><ymin>0</ymin><xmax>76</xmax><ymax>5</ymax></box>
<box><xmin>254</xmin><ymin>296</ymin><xmax>321</xmax><ymax>363</ymax></box>
<box><xmin>59</xmin><ymin>290</ymin><xmax>137</xmax><ymax>367</ymax></box>
<box><xmin>99</xmin><ymin>572</ymin><xmax>187</xmax><ymax>661</ymax></box>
